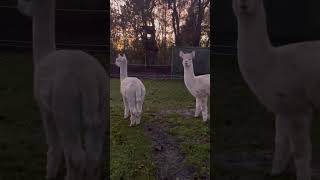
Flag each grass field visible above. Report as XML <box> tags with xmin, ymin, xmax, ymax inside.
<box><xmin>110</xmin><ymin>78</ymin><xmax>210</xmax><ymax>179</ymax></box>
<box><xmin>0</xmin><ymin>52</ymin><xmax>47</xmax><ymax>180</ymax></box>
<box><xmin>213</xmin><ymin>54</ymin><xmax>320</xmax><ymax>179</ymax></box>
<box><xmin>0</xmin><ymin>51</ymin><xmax>106</xmax><ymax>180</ymax></box>
<box><xmin>0</xmin><ymin>51</ymin><xmax>210</xmax><ymax>180</ymax></box>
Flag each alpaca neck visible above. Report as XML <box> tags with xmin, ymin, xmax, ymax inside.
<box><xmin>120</xmin><ymin>63</ymin><xmax>128</xmax><ymax>81</ymax></box>
<box><xmin>237</xmin><ymin>3</ymin><xmax>272</xmax><ymax>65</ymax></box>
<box><xmin>183</xmin><ymin>64</ymin><xmax>195</xmax><ymax>87</ymax></box>
<box><xmin>32</xmin><ymin>0</ymin><xmax>56</xmax><ymax>66</ymax></box>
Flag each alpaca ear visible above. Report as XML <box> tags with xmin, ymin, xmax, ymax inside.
<box><xmin>192</xmin><ymin>51</ymin><xmax>195</xmax><ymax>58</ymax></box>
<box><xmin>179</xmin><ymin>51</ymin><xmax>184</xmax><ymax>58</ymax></box>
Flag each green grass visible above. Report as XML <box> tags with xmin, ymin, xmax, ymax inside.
<box><xmin>0</xmin><ymin>51</ymin><xmax>107</xmax><ymax>180</ymax></box>
<box><xmin>110</xmin><ymin>78</ymin><xmax>210</xmax><ymax>179</ymax></box>
<box><xmin>166</xmin><ymin>113</ymin><xmax>210</xmax><ymax>176</ymax></box>
<box><xmin>0</xmin><ymin>51</ymin><xmax>209</xmax><ymax>179</ymax></box>
<box><xmin>0</xmin><ymin>52</ymin><xmax>46</xmax><ymax>180</ymax></box>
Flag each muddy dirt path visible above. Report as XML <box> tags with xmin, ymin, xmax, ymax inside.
<box><xmin>144</xmin><ymin>121</ymin><xmax>196</xmax><ymax>180</ymax></box>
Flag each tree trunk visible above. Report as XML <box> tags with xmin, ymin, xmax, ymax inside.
<box><xmin>172</xmin><ymin>0</ymin><xmax>181</xmax><ymax>45</ymax></box>
<box><xmin>193</xmin><ymin>0</ymin><xmax>208</xmax><ymax>46</ymax></box>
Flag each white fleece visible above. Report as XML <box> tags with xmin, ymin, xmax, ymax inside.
<box><xmin>115</xmin><ymin>54</ymin><xmax>146</xmax><ymax>126</ymax></box>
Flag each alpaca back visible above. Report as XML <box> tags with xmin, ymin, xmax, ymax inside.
<box><xmin>121</xmin><ymin>77</ymin><xmax>145</xmax><ymax>114</ymax></box>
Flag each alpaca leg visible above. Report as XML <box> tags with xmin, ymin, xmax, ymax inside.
<box><xmin>135</xmin><ymin>98</ymin><xmax>144</xmax><ymax>125</ymax></box>
<box><xmin>123</xmin><ymin>96</ymin><xmax>129</xmax><ymax>119</ymax></box>
<box><xmin>81</xmin><ymin>80</ymin><xmax>107</xmax><ymax>180</ymax></box>
<box><xmin>136</xmin><ymin>98</ymin><xmax>143</xmax><ymax>117</ymax></box>
<box><xmin>195</xmin><ymin>98</ymin><xmax>201</xmax><ymax>117</ymax></box>
<box><xmin>84</xmin><ymin>121</ymin><xmax>105</xmax><ymax>180</ymax></box>
<box><xmin>39</xmin><ymin>106</ymin><xmax>63</xmax><ymax>180</ymax></box>
<box><xmin>58</xmin><ymin>124</ymin><xmax>85</xmax><ymax>180</ymax></box>
<box><xmin>128</xmin><ymin>97</ymin><xmax>137</xmax><ymax>126</ymax></box>
<box><xmin>56</xmin><ymin>120</ymin><xmax>85</xmax><ymax>180</ymax></box>
<box><xmin>286</xmin><ymin>113</ymin><xmax>312</xmax><ymax>180</ymax></box>
<box><xmin>271</xmin><ymin>114</ymin><xmax>291</xmax><ymax>176</ymax></box>
<box><xmin>135</xmin><ymin>113</ymin><xmax>141</xmax><ymax>125</ymax></box>
<box><xmin>63</xmin><ymin>142</ymin><xmax>86</xmax><ymax>180</ymax></box>
<box><xmin>200</xmin><ymin>97</ymin><xmax>208</xmax><ymax>122</ymax></box>
<box><xmin>53</xmin><ymin>98</ymin><xmax>86</xmax><ymax>180</ymax></box>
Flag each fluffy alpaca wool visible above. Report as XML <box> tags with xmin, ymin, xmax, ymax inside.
<box><xmin>17</xmin><ymin>1</ymin><xmax>107</xmax><ymax>180</ymax></box>
<box><xmin>233</xmin><ymin>0</ymin><xmax>320</xmax><ymax>179</ymax></box>
<box><xmin>115</xmin><ymin>54</ymin><xmax>146</xmax><ymax>126</ymax></box>
<box><xmin>179</xmin><ymin>51</ymin><xmax>210</xmax><ymax>122</ymax></box>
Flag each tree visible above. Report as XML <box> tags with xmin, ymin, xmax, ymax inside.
<box><xmin>180</xmin><ymin>0</ymin><xmax>210</xmax><ymax>46</ymax></box>
<box><xmin>111</xmin><ymin>0</ymin><xmax>210</xmax><ymax>64</ymax></box>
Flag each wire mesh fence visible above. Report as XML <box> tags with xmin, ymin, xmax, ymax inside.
<box><xmin>172</xmin><ymin>46</ymin><xmax>210</xmax><ymax>76</ymax></box>
<box><xmin>110</xmin><ymin>46</ymin><xmax>211</xmax><ymax>80</ymax></box>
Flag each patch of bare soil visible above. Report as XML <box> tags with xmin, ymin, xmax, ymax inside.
<box><xmin>144</xmin><ymin>121</ymin><xmax>204</xmax><ymax>180</ymax></box>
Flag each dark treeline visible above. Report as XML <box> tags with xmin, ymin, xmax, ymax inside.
<box><xmin>111</xmin><ymin>0</ymin><xmax>210</xmax><ymax>65</ymax></box>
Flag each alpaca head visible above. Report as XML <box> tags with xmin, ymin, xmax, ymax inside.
<box><xmin>232</xmin><ymin>0</ymin><xmax>262</xmax><ymax>17</ymax></box>
<box><xmin>17</xmin><ymin>0</ymin><xmax>34</xmax><ymax>17</ymax></box>
<box><xmin>179</xmin><ymin>51</ymin><xmax>195</xmax><ymax>69</ymax></box>
<box><xmin>115</xmin><ymin>54</ymin><xmax>127</xmax><ymax>67</ymax></box>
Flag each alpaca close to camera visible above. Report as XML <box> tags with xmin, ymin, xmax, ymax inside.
<box><xmin>233</xmin><ymin>0</ymin><xmax>320</xmax><ymax>179</ymax></box>
<box><xmin>17</xmin><ymin>0</ymin><xmax>107</xmax><ymax>180</ymax></box>
<box><xmin>179</xmin><ymin>51</ymin><xmax>210</xmax><ymax>122</ymax></box>
<box><xmin>115</xmin><ymin>54</ymin><xmax>146</xmax><ymax>126</ymax></box>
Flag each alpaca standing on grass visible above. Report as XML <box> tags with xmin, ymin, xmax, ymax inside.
<box><xmin>180</xmin><ymin>51</ymin><xmax>210</xmax><ymax>122</ymax></box>
<box><xmin>17</xmin><ymin>0</ymin><xmax>107</xmax><ymax>180</ymax></box>
<box><xmin>233</xmin><ymin>0</ymin><xmax>320</xmax><ymax>179</ymax></box>
<box><xmin>115</xmin><ymin>54</ymin><xmax>146</xmax><ymax>126</ymax></box>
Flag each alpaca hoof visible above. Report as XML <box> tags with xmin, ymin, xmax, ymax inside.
<box><xmin>202</xmin><ymin>117</ymin><xmax>208</xmax><ymax>122</ymax></box>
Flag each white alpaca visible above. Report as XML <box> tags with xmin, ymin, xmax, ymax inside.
<box><xmin>17</xmin><ymin>0</ymin><xmax>107</xmax><ymax>180</ymax></box>
<box><xmin>179</xmin><ymin>51</ymin><xmax>210</xmax><ymax>122</ymax></box>
<box><xmin>233</xmin><ymin>0</ymin><xmax>320</xmax><ymax>179</ymax></box>
<box><xmin>115</xmin><ymin>54</ymin><xmax>145</xmax><ymax>126</ymax></box>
